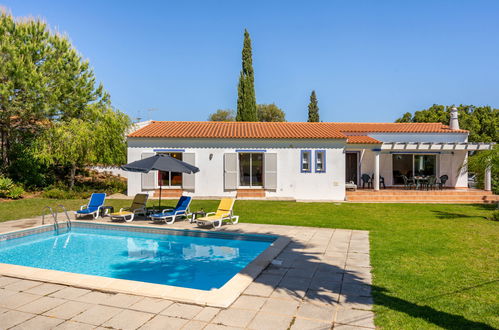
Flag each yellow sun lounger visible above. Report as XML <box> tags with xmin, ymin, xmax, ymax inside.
<box><xmin>110</xmin><ymin>193</ymin><xmax>149</xmax><ymax>222</ymax></box>
<box><xmin>195</xmin><ymin>198</ymin><xmax>239</xmax><ymax>228</ymax></box>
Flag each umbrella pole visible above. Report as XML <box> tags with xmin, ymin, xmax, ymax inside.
<box><xmin>159</xmin><ymin>185</ymin><xmax>162</xmax><ymax>210</ymax></box>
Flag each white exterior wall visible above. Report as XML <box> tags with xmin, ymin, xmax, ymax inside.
<box><xmin>127</xmin><ymin>138</ymin><xmax>346</xmax><ymax>201</ymax></box>
<box><xmin>367</xmin><ymin>132</ymin><xmax>468</xmax><ymax>143</ymax></box>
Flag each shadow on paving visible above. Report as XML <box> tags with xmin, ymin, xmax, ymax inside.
<box><xmin>100</xmin><ymin>216</ymin><xmax>496</xmax><ymax>329</ymax></box>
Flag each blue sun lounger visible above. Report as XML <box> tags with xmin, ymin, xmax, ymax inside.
<box><xmin>75</xmin><ymin>193</ymin><xmax>106</xmax><ymax>219</ymax></box>
<box><xmin>149</xmin><ymin>196</ymin><xmax>192</xmax><ymax>224</ymax></box>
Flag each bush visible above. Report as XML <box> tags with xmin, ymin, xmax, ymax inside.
<box><xmin>490</xmin><ymin>210</ymin><xmax>499</xmax><ymax>221</ymax></box>
<box><xmin>42</xmin><ymin>188</ymin><xmax>78</xmax><ymax>199</ymax></box>
<box><xmin>6</xmin><ymin>185</ymin><xmax>24</xmax><ymax>199</ymax></box>
<box><xmin>0</xmin><ymin>176</ymin><xmax>14</xmax><ymax>192</ymax></box>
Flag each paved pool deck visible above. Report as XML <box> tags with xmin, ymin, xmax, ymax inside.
<box><xmin>0</xmin><ymin>215</ymin><xmax>374</xmax><ymax>329</ymax></box>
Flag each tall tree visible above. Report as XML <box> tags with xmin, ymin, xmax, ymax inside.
<box><xmin>308</xmin><ymin>90</ymin><xmax>320</xmax><ymax>122</ymax></box>
<box><xmin>257</xmin><ymin>104</ymin><xmax>286</xmax><ymax>122</ymax></box>
<box><xmin>236</xmin><ymin>29</ymin><xmax>257</xmax><ymax>121</ymax></box>
<box><xmin>208</xmin><ymin>109</ymin><xmax>235</xmax><ymax>121</ymax></box>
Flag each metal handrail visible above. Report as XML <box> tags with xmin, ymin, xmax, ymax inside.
<box><xmin>56</xmin><ymin>204</ymin><xmax>71</xmax><ymax>230</ymax></box>
<box><xmin>42</xmin><ymin>206</ymin><xmax>58</xmax><ymax>230</ymax></box>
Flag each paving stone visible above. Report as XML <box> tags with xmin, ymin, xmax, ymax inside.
<box><xmin>102</xmin><ymin>309</ymin><xmax>154</xmax><ymax>330</ymax></box>
<box><xmin>183</xmin><ymin>320</ymin><xmax>209</xmax><ymax>330</ymax></box>
<box><xmin>24</xmin><ymin>283</ymin><xmax>66</xmax><ymax>296</ymax></box>
<box><xmin>212</xmin><ymin>308</ymin><xmax>257</xmax><ymax>328</ymax></box>
<box><xmin>338</xmin><ymin>295</ymin><xmax>373</xmax><ymax>310</ymax></box>
<box><xmin>296</xmin><ymin>302</ymin><xmax>335</xmax><ymax>322</ymax></box>
<box><xmin>0</xmin><ymin>276</ymin><xmax>21</xmax><ymax>287</ymax></box>
<box><xmin>44</xmin><ymin>300</ymin><xmax>92</xmax><ymax>320</ymax></box>
<box><xmin>247</xmin><ymin>311</ymin><xmax>293</xmax><ymax>330</ymax></box>
<box><xmin>129</xmin><ymin>297</ymin><xmax>174</xmax><ymax>314</ymax></box>
<box><xmin>204</xmin><ymin>324</ymin><xmax>243</xmax><ymax>330</ymax></box>
<box><xmin>53</xmin><ymin>321</ymin><xmax>96</xmax><ymax>330</ymax></box>
<box><xmin>17</xmin><ymin>296</ymin><xmax>66</xmax><ymax>314</ymax></box>
<box><xmin>231</xmin><ymin>295</ymin><xmax>267</xmax><ymax>310</ymax></box>
<box><xmin>193</xmin><ymin>306</ymin><xmax>220</xmax><ymax>322</ymax></box>
<box><xmin>340</xmin><ymin>283</ymin><xmax>371</xmax><ymax>297</ymax></box>
<box><xmin>291</xmin><ymin>317</ymin><xmax>332</xmax><ymax>330</ymax></box>
<box><xmin>103</xmin><ymin>293</ymin><xmax>143</xmax><ymax>308</ymax></box>
<box><xmin>305</xmin><ymin>289</ymin><xmax>340</xmax><ymax>306</ymax></box>
<box><xmin>244</xmin><ymin>282</ymin><xmax>275</xmax><ymax>297</ymax></box>
<box><xmin>139</xmin><ymin>315</ymin><xmax>188</xmax><ymax>329</ymax></box>
<box><xmin>50</xmin><ymin>287</ymin><xmax>91</xmax><ymax>300</ymax></box>
<box><xmin>4</xmin><ymin>279</ymin><xmax>42</xmax><ymax>292</ymax></box>
<box><xmin>71</xmin><ymin>305</ymin><xmax>122</xmax><ymax>326</ymax></box>
<box><xmin>335</xmin><ymin>309</ymin><xmax>374</xmax><ymax>328</ymax></box>
<box><xmin>270</xmin><ymin>287</ymin><xmax>305</xmax><ymax>301</ymax></box>
<box><xmin>161</xmin><ymin>302</ymin><xmax>203</xmax><ymax>319</ymax></box>
<box><xmin>260</xmin><ymin>298</ymin><xmax>299</xmax><ymax>316</ymax></box>
<box><xmin>74</xmin><ymin>291</ymin><xmax>115</xmax><ymax>304</ymax></box>
<box><xmin>0</xmin><ymin>310</ymin><xmax>35</xmax><ymax>329</ymax></box>
<box><xmin>10</xmin><ymin>314</ymin><xmax>64</xmax><ymax>330</ymax></box>
<box><xmin>0</xmin><ymin>291</ymin><xmax>41</xmax><ymax>309</ymax></box>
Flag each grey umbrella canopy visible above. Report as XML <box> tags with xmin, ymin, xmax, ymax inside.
<box><xmin>121</xmin><ymin>154</ymin><xmax>199</xmax><ymax>208</ymax></box>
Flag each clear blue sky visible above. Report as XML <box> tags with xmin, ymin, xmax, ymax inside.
<box><xmin>2</xmin><ymin>0</ymin><xmax>498</xmax><ymax>122</ymax></box>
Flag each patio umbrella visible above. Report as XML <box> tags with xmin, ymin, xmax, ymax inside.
<box><xmin>121</xmin><ymin>154</ymin><xmax>199</xmax><ymax>208</ymax></box>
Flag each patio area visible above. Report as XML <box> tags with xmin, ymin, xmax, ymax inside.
<box><xmin>0</xmin><ymin>216</ymin><xmax>374</xmax><ymax>329</ymax></box>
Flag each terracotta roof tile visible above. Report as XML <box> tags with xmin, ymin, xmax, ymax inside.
<box><xmin>128</xmin><ymin>121</ymin><xmax>469</xmax><ymax>139</ymax></box>
<box><xmin>128</xmin><ymin>121</ymin><xmax>347</xmax><ymax>139</ymax></box>
<box><xmin>346</xmin><ymin>135</ymin><xmax>381</xmax><ymax>144</ymax></box>
<box><xmin>333</xmin><ymin>122</ymin><xmax>468</xmax><ymax>133</ymax></box>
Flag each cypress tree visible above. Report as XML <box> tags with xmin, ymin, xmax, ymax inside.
<box><xmin>308</xmin><ymin>90</ymin><xmax>320</xmax><ymax>122</ymax></box>
<box><xmin>236</xmin><ymin>29</ymin><xmax>257</xmax><ymax>121</ymax></box>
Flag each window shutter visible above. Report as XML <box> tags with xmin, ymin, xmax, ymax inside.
<box><xmin>264</xmin><ymin>153</ymin><xmax>277</xmax><ymax>190</ymax></box>
<box><xmin>182</xmin><ymin>153</ymin><xmax>196</xmax><ymax>191</ymax></box>
<box><xmin>141</xmin><ymin>152</ymin><xmax>156</xmax><ymax>190</ymax></box>
<box><xmin>224</xmin><ymin>153</ymin><xmax>238</xmax><ymax>190</ymax></box>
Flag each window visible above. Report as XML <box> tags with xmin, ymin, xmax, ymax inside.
<box><xmin>239</xmin><ymin>153</ymin><xmax>263</xmax><ymax>187</ymax></box>
<box><xmin>301</xmin><ymin>150</ymin><xmax>311</xmax><ymax>173</ymax></box>
<box><xmin>392</xmin><ymin>154</ymin><xmax>437</xmax><ymax>184</ymax></box>
<box><xmin>315</xmin><ymin>150</ymin><xmax>326</xmax><ymax>173</ymax></box>
<box><xmin>158</xmin><ymin>152</ymin><xmax>183</xmax><ymax>187</ymax></box>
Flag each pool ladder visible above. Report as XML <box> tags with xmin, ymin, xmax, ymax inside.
<box><xmin>41</xmin><ymin>205</ymin><xmax>72</xmax><ymax>231</ymax></box>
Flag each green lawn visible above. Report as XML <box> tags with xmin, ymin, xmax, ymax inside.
<box><xmin>0</xmin><ymin>198</ymin><xmax>498</xmax><ymax>329</ymax></box>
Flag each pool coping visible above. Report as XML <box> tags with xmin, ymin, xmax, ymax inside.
<box><xmin>0</xmin><ymin>221</ymin><xmax>290</xmax><ymax>308</ymax></box>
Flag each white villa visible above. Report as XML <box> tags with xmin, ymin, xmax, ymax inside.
<box><xmin>126</xmin><ymin>111</ymin><xmax>494</xmax><ymax>202</ymax></box>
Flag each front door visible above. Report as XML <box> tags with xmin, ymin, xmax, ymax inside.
<box><xmin>345</xmin><ymin>152</ymin><xmax>358</xmax><ymax>184</ymax></box>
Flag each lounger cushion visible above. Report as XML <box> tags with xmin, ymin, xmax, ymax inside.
<box><xmin>76</xmin><ymin>207</ymin><xmax>99</xmax><ymax>214</ymax></box>
<box><xmin>149</xmin><ymin>210</ymin><xmax>186</xmax><ymax>218</ymax></box>
<box><xmin>196</xmin><ymin>213</ymin><xmax>230</xmax><ymax>222</ymax></box>
<box><xmin>110</xmin><ymin>211</ymin><xmax>133</xmax><ymax>217</ymax></box>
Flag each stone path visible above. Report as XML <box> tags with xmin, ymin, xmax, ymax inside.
<box><xmin>0</xmin><ymin>217</ymin><xmax>374</xmax><ymax>329</ymax></box>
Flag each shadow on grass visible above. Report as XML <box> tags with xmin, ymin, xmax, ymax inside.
<box><xmin>103</xmin><ymin>218</ymin><xmax>495</xmax><ymax>329</ymax></box>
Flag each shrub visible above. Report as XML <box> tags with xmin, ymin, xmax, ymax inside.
<box><xmin>0</xmin><ymin>176</ymin><xmax>14</xmax><ymax>193</ymax></box>
<box><xmin>490</xmin><ymin>210</ymin><xmax>499</xmax><ymax>221</ymax></box>
<box><xmin>6</xmin><ymin>185</ymin><xmax>24</xmax><ymax>199</ymax></box>
<box><xmin>42</xmin><ymin>188</ymin><xmax>78</xmax><ymax>199</ymax></box>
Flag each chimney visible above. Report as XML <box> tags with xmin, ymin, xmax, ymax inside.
<box><xmin>449</xmin><ymin>106</ymin><xmax>459</xmax><ymax>130</ymax></box>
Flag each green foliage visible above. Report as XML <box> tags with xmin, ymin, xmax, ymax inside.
<box><xmin>308</xmin><ymin>90</ymin><xmax>320</xmax><ymax>122</ymax></box>
<box><xmin>208</xmin><ymin>109</ymin><xmax>236</xmax><ymax>121</ymax></box>
<box><xmin>236</xmin><ymin>29</ymin><xmax>257</xmax><ymax>122</ymax></box>
<box><xmin>395</xmin><ymin>104</ymin><xmax>498</xmax><ymax>142</ymax></box>
<box><xmin>490</xmin><ymin>210</ymin><xmax>499</xmax><ymax>221</ymax></box>
<box><xmin>467</xmin><ymin>145</ymin><xmax>499</xmax><ymax>194</ymax></box>
<box><xmin>41</xmin><ymin>188</ymin><xmax>79</xmax><ymax>199</ymax></box>
<box><xmin>0</xmin><ymin>175</ymin><xmax>23</xmax><ymax>199</ymax></box>
<box><xmin>257</xmin><ymin>104</ymin><xmax>286</xmax><ymax>122</ymax></box>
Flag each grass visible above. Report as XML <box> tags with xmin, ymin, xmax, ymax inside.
<box><xmin>0</xmin><ymin>198</ymin><xmax>498</xmax><ymax>329</ymax></box>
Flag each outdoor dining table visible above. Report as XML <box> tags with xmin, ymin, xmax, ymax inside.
<box><xmin>413</xmin><ymin>176</ymin><xmax>428</xmax><ymax>190</ymax></box>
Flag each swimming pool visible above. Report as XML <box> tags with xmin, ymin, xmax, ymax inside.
<box><xmin>0</xmin><ymin>223</ymin><xmax>276</xmax><ymax>291</ymax></box>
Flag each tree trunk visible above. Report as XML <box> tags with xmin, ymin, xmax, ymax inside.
<box><xmin>69</xmin><ymin>165</ymin><xmax>77</xmax><ymax>190</ymax></box>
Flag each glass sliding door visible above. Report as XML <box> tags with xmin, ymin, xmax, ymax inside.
<box><xmin>392</xmin><ymin>154</ymin><xmax>438</xmax><ymax>185</ymax></box>
<box><xmin>158</xmin><ymin>152</ymin><xmax>183</xmax><ymax>187</ymax></box>
<box><xmin>239</xmin><ymin>153</ymin><xmax>263</xmax><ymax>187</ymax></box>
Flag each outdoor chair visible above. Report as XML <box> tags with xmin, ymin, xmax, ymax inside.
<box><xmin>195</xmin><ymin>198</ymin><xmax>239</xmax><ymax>229</ymax></box>
<box><xmin>402</xmin><ymin>175</ymin><xmax>415</xmax><ymax>189</ymax></box>
<box><xmin>371</xmin><ymin>174</ymin><xmax>386</xmax><ymax>189</ymax></box>
<box><xmin>75</xmin><ymin>193</ymin><xmax>106</xmax><ymax>219</ymax></box>
<box><xmin>149</xmin><ymin>196</ymin><xmax>192</xmax><ymax>224</ymax></box>
<box><xmin>361</xmin><ymin>174</ymin><xmax>372</xmax><ymax>189</ymax></box>
<box><xmin>109</xmin><ymin>193</ymin><xmax>148</xmax><ymax>222</ymax></box>
<box><xmin>425</xmin><ymin>176</ymin><xmax>437</xmax><ymax>190</ymax></box>
<box><xmin>438</xmin><ymin>175</ymin><xmax>448</xmax><ymax>190</ymax></box>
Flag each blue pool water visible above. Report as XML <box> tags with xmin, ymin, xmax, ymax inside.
<box><xmin>0</xmin><ymin>227</ymin><xmax>274</xmax><ymax>290</ymax></box>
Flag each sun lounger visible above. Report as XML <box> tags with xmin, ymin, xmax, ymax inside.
<box><xmin>195</xmin><ymin>198</ymin><xmax>238</xmax><ymax>228</ymax></box>
<box><xmin>149</xmin><ymin>196</ymin><xmax>192</xmax><ymax>224</ymax></box>
<box><xmin>109</xmin><ymin>193</ymin><xmax>149</xmax><ymax>222</ymax></box>
<box><xmin>75</xmin><ymin>193</ymin><xmax>106</xmax><ymax>219</ymax></box>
